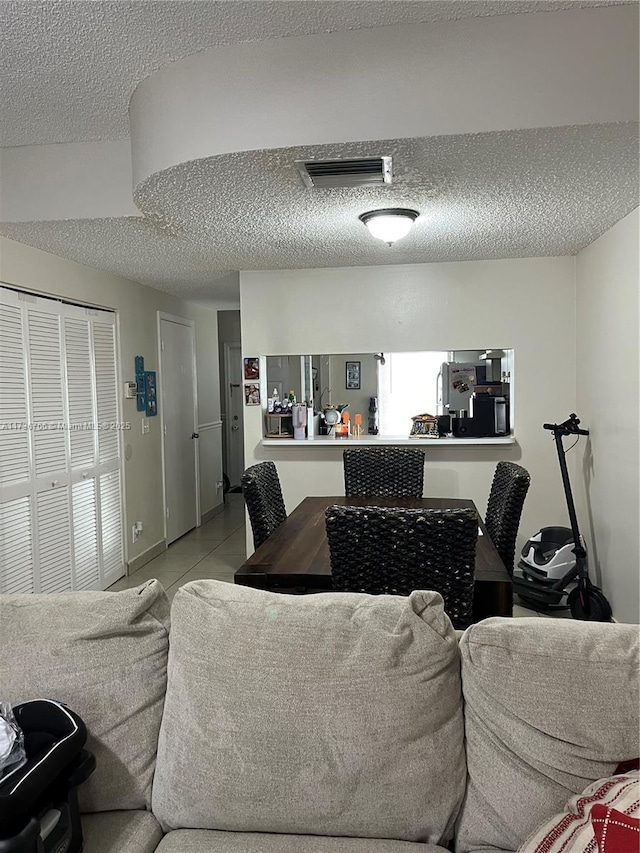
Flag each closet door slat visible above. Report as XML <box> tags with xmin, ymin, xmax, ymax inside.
<box><xmin>93</xmin><ymin>321</ymin><xmax>119</xmax><ymax>465</ymax></box>
<box><xmin>37</xmin><ymin>487</ymin><xmax>73</xmax><ymax>593</ymax></box>
<box><xmin>0</xmin><ymin>495</ymin><xmax>35</xmax><ymax>594</ymax></box>
<box><xmin>0</xmin><ymin>303</ymin><xmax>30</xmax><ymax>487</ymax></box>
<box><xmin>27</xmin><ymin>310</ymin><xmax>67</xmax><ymax>478</ymax></box>
<box><xmin>64</xmin><ymin>317</ymin><xmax>96</xmax><ymax>471</ymax></box>
<box><xmin>100</xmin><ymin>471</ymin><xmax>124</xmax><ymax>580</ymax></box>
<box><xmin>72</xmin><ymin>478</ymin><xmax>99</xmax><ymax>589</ymax></box>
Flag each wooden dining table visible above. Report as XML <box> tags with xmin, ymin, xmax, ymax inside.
<box><xmin>235</xmin><ymin>496</ymin><xmax>513</xmax><ymax>621</ymax></box>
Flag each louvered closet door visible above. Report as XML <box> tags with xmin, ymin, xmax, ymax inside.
<box><xmin>0</xmin><ymin>299</ymin><xmax>35</xmax><ymax>592</ymax></box>
<box><xmin>92</xmin><ymin>319</ymin><xmax>124</xmax><ymax>584</ymax></box>
<box><xmin>64</xmin><ymin>316</ymin><xmax>100</xmax><ymax>590</ymax></box>
<box><xmin>26</xmin><ymin>306</ymin><xmax>74</xmax><ymax>592</ymax></box>
<box><xmin>0</xmin><ymin>286</ymin><xmax>124</xmax><ymax>594</ymax></box>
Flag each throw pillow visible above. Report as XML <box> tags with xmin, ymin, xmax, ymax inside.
<box><xmin>516</xmin><ymin>770</ymin><xmax>639</xmax><ymax>853</ymax></box>
<box><xmin>591</xmin><ymin>804</ymin><xmax>640</xmax><ymax>853</ymax></box>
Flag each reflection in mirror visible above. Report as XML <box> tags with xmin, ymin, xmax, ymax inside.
<box><xmin>264</xmin><ymin>349</ymin><xmax>513</xmax><ymax>439</ymax></box>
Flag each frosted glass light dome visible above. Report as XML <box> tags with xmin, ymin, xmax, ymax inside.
<box><xmin>359</xmin><ymin>208</ymin><xmax>419</xmax><ymax>245</ymax></box>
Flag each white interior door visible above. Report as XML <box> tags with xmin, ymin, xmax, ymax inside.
<box><xmin>224</xmin><ymin>343</ymin><xmax>244</xmax><ymax>488</ymax></box>
<box><xmin>159</xmin><ymin>315</ymin><xmax>198</xmax><ymax>544</ymax></box>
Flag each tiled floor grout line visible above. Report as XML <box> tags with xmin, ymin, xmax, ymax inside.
<box><xmin>129</xmin><ymin>508</ymin><xmax>246</xmax><ymax>580</ymax></box>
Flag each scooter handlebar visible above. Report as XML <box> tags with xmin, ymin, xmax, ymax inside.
<box><xmin>543</xmin><ymin>415</ymin><xmax>589</xmax><ymax>436</ymax></box>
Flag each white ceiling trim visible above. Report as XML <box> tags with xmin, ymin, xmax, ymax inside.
<box><xmin>129</xmin><ymin>5</ymin><xmax>639</xmax><ymax>186</ymax></box>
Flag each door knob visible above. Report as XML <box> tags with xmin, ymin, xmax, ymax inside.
<box><xmin>191</xmin><ymin>432</ymin><xmax>199</xmax><ymax>439</ymax></box>
<box><xmin>232</xmin><ymin>426</ymin><xmax>239</xmax><ymax>432</ymax></box>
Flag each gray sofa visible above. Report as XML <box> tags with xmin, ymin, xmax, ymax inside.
<box><xmin>1</xmin><ymin>579</ymin><xmax>638</xmax><ymax>853</ymax></box>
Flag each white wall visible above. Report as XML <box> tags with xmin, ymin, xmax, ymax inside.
<box><xmin>575</xmin><ymin>208</ymin><xmax>639</xmax><ymax>623</ymax></box>
<box><xmin>241</xmin><ymin>257</ymin><xmax>576</xmax><ymax>561</ymax></box>
<box><xmin>0</xmin><ymin>140</ymin><xmax>139</xmax><ymax>222</ymax></box>
<box><xmin>0</xmin><ymin>235</ymin><xmax>224</xmax><ymax>567</ymax></box>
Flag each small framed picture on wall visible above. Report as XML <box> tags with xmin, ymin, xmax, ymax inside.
<box><xmin>244</xmin><ymin>358</ymin><xmax>259</xmax><ymax>380</ymax></box>
<box><xmin>245</xmin><ymin>384</ymin><xmax>261</xmax><ymax>405</ymax></box>
<box><xmin>346</xmin><ymin>360</ymin><xmax>361</xmax><ymax>390</ymax></box>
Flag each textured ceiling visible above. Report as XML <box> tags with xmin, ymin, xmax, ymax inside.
<box><xmin>2</xmin><ymin>123</ymin><xmax>636</xmax><ymax>301</ymax></box>
<box><xmin>0</xmin><ymin>0</ymin><xmax>629</xmax><ymax>147</ymax></box>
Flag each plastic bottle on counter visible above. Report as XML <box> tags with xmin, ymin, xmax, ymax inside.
<box><xmin>368</xmin><ymin>396</ymin><xmax>379</xmax><ymax>435</ymax></box>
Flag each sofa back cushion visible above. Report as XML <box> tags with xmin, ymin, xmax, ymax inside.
<box><xmin>455</xmin><ymin>617</ymin><xmax>640</xmax><ymax>853</ymax></box>
<box><xmin>152</xmin><ymin>580</ymin><xmax>466</xmax><ymax>845</ymax></box>
<box><xmin>0</xmin><ymin>580</ymin><xmax>170</xmax><ymax>813</ymax></box>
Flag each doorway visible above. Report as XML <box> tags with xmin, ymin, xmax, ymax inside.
<box><xmin>223</xmin><ymin>342</ymin><xmax>244</xmax><ymax>489</ymax></box>
<box><xmin>158</xmin><ymin>313</ymin><xmax>199</xmax><ymax>544</ymax></box>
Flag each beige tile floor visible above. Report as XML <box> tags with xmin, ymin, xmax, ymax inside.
<box><xmin>108</xmin><ymin>492</ymin><xmax>247</xmax><ymax>602</ymax></box>
<box><xmin>110</xmin><ymin>492</ymin><xmax>570</xmax><ymax>617</ymax></box>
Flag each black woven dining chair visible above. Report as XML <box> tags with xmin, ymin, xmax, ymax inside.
<box><xmin>241</xmin><ymin>461</ymin><xmax>287</xmax><ymax>550</ymax></box>
<box><xmin>484</xmin><ymin>461</ymin><xmax>531</xmax><ymax>576</ymax></box>
<box><xmin>325</xmin><ymin>505</ymin><xmax>478</xmax><ymax>630</ymax></box>
<box><xmin>343</xmin><ymin>447</ymin><xmax>425</xmax><ymax>498</ymax></box>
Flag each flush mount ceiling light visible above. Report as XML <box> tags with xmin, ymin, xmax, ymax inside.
<box><xmin>358</xmin><ymin>208</ymin><xmax>419</xmax><ymax>246</ymax></box>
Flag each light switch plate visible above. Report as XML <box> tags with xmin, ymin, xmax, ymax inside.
<box><xmin>141</xmin><ymin>418</ymin><xmax>150</xmax><ymax>435</ymax></box>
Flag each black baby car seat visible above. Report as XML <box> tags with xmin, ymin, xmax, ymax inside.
<box><xmin>0</xmin><ymin>700</ymin><xmax>95</xmax><ymax>853</ymax></box>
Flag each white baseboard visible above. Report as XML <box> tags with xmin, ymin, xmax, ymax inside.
<box><xmin>127</xmin><ymin>539</ymin><xmax>167</xmax><ymax>575</ymax></box>
<box><xmin>201</xmin><ymin>503</ymin><xmax>225</xmax><ymax>525</ymax></box>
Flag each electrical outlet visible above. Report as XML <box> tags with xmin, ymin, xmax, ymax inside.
<box><xmin>216</xmin><ymin>480</ymin><xmax>224</xmax><ymax>493</ymax></box>
<box><xmin>131</xmin><ymin>521</ymin><xmax>143</xmax><ymax>543</ymax></box>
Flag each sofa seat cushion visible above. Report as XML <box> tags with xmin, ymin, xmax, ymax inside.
<box><xmin>0</xmin><ymin>580</ymin><xmax>170</xmax><ymax>812</ymax></box>
<box><xmin>82</xmin><ymin>810</ymin><xmax>163</xmax><ymax>853</ymax></box>
<box><xmin>156</xmin><ymin>830</ymin><xmax>451</xmax><ymax>852</ymax></box>
<box><xmin>153</xmin><ymin>581</ymin><xmax>466</xmax><ymax>845</ymax></box>
<box><xmin>455</xmin><ymin>617</ymin><xmax>640</xmax><ymax>853</ymax></box>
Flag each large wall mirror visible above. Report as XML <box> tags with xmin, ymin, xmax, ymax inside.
<box><xmin>264</xmin><ymin>349</ymin><xmax>513</xmax><ymax>439</ymax></box>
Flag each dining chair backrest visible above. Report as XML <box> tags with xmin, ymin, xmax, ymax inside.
<box><xmin>343</xmin><ymin>447</ymin><xmax>425</xmax><ymax>498</ymax></box>
<box><xmin>325</xmin><ymin>505</ymin><xmax>478</xmax><ymax>630</ymax></box>
<box><xmin>241</xmin><ymin>461</ymin><xmax>287</xmax><ymax>550</ymax></box>
<box><xmin>484</xmin><ymin>461</ymin><xmax>531</xmax><ymax>576</ymax></box>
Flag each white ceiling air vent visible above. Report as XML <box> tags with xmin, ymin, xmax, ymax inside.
<box><xmin>295</xmin><ymin>156</ymin><xmax>392</xmax><ymax>189</ymax></box>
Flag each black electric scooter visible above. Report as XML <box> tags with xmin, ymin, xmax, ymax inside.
<box><xmin>512</xmin><ymin>414</ymin><xmax>612</xmax><ymax>621</ymax></box>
